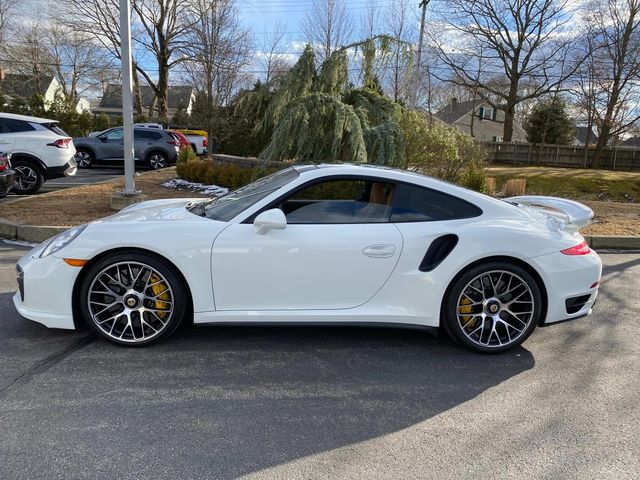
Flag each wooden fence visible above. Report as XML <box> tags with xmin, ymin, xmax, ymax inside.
<box><xmin>482</xmin><ymin>142</ymin><xmax>640</xmax><ymax>171</ymax></box>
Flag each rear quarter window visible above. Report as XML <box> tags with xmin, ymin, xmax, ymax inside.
<box><xmin>391</xmin><ymin>183</ymin><xmax>482</xmax><ymax>222</ymax></box>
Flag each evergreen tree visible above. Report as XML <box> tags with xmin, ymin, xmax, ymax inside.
<box><xmin>524</xmin><ymin>97</ymin><xmax>576</xmax><ymax>145</ymax></box>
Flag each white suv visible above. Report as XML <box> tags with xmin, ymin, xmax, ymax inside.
<box><xmin>0</xmin><ymin>113</ymin><xmax>77</xmax><ymax>194</ymax></box>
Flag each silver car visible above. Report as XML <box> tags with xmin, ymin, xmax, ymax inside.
<box><xmin>73</xmin><ymin>127</ymin><xmax>180</xmax><ymax>169</ymax></box>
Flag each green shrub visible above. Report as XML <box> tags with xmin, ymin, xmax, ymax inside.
<box><xmin>177</xmin><ymin>146</ymin><xmax>197</xmax><ymax>164</ymax></box>
<box><xmin>176</xmin><ymin>159</ymin><xmax>276</xmax><ymax>190</ymax></box>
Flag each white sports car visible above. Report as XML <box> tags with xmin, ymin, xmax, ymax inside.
<box><xmin>14</xmin><ymin>164</ymin><xmax>601</xmax><ymax>353</ymax></box>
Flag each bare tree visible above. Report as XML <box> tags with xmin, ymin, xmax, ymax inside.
<box><xmin>0</xmin><ymin>21</ymin><xmax>55</xmax><ymax>81</ymax></box>
<box><xmin>383</xmin><ymin>0</ymin><xmax>415</xmax><ymax>102</ymax></box>
<box><xmin>182</xmin><ymin>0</ymin><xmax>252</xmax><ymax>137</ymax></box>
<box><xmin>0</xmin><ymin>0</ymin><xmax>16</xmax><ymax>46</ymax></box>
<box><xmin>583</xmin><ymin>0</ymin><xmax>640</xmax><ymax>165</ymax></box>
<box><xmin>360</xmin><ymin>0</ymin><xmax>380</xmax><ymax>39</ymax></box>
<box><xmin>260</xmin><ymin>20</ymin><xmax>290</xmax><ymax>85</ymax></box>
<box><xmin>56</xmin><ymin>0</ymin><xmax>144</xmax><ymax>114</ymax></box>
<box><xmin>131</xmin><ymin>0</ymin><xmax>194</xmax><ymax>118</ymax></box>
<box><xmin>46</xmin><ymin>25</ymin><xmax>117</xmax><ymax>103</ymax></box>
<box><xmin>430</xmin><ymin>0</ymin><xmax>580</xmax><ymax>142</ymax></box>
<box><xmin>301</xmin><ymin>0</ymin><xmax>353</xmax><ymax>63</ymax></box>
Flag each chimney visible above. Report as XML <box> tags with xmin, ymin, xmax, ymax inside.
<box><xmin>450</xmin><ymin>97</ymin><xmax>458</xmax><ymax>112</ymax></box>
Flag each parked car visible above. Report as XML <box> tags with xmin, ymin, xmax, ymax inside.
<box><xmin>0</xmin><ymin>113</ymin><xmax>77</xmax><ymax>195</ymax></box>
<box><xmin>13</xmin><ymin>164</ymin><xmax>601</xmax><ymax>351</ymax></box>
<box><xmin>74</xmin><ymin>127</ymin><xmax>180</xmax><ymax>169</ymax></box>
<box><xmin>0</xmin><ymin>151</ymin><xmax>15</xmax><ymax>197</ymax></box>
<box><xmin>168</xmin><ymin>130</ymin><xmax>190</xmax><ymax>151</ymax></box>
<box><xmin>184</xmin><ymin>134</ymin><xmax>208</xmax><ymax>155</ymax></box>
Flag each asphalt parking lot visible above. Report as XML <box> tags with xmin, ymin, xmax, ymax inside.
<box><xmin>0</xmin><ymin>242</ymin><xmax>638</xmax><ymax>480</ymax></box>
<box><xmin>0</xmin><ymin>167</ymin><xmax>123</xmax><ymax>204</ymax></box>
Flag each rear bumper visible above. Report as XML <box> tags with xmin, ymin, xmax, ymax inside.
<box><xmin>46</xmin><ymin>158</ymin><xmax>77</xmax><ymax>179</ymax></box>
<box><xmin>0</xmin><ymin>170</ymin><xmax>15</xmax><ymax>195</ymax></box>
<box><xmin>528</xmin><ymin>249</ymin><xmax>602</xmax><ymax>326</ymax></box>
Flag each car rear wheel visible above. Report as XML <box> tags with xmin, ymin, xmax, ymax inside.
<box><xmin>443</xmin><ymin>261</ymin><xmax>542</xmax><ymax>353</ymax></box>
<box><xmin>75</xmin><ymin>149</ymin><xmax>94</xmax><ymax>168</ymax></box>
<box><xmin>147</xmin><ymin>152</ymin><xmax>168</xmax><ymax>169</ymax></box>
<box><xmin>12</xmin><ymin>160</ymin><xmax>45</xmax><ymax>195</ymax></box>
<box><xmin>79</xmin><ymin>252</ymin><xmax>189</xmax><ymax>347</ymax></box>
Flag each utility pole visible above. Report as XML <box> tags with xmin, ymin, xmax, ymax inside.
<box><xmin>410</xmin><ymin>0</ymin><xmax>429</xmax><ymax>109</ymax></box>
<box><xmin>120</xmin><ymin>0</ymin><xmax>136</xmax><ymax>196</ymax></box>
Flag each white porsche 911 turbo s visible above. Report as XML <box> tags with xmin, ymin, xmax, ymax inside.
<box><xmin>13</xmin><ymin>164</ymin><xmax>601</xmax><ymax>353</ymax></box>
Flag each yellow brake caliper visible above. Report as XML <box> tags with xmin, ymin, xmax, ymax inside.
<box><xmin>149</xmin><ymin>273</ymin><xmax>171</xmax><ymax>319</ymax></box>
<box><xmin>459</xmin><ymin>296</ymin><xmax>478</xmax><ymax>331</ymax></box>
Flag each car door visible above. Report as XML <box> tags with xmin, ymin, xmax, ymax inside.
<box><xmin>97</xmin><ymin>128</ymin><xmax>124</xmax><ymax>160</ymax></box>
<box><xmin>211</xmin><ymin>178</ymin><xmax>403</xmax><ymax>311</ymax></box>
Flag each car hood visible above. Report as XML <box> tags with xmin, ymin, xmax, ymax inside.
<box><xmin>95</xmin><ymin>198</ymin><xmax>210</xmax><ymax>224</ymax></box>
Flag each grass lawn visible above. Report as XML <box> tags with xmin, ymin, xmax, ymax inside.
<box><xmin>487</xmin><ymin>164</ymin><xmax>640</xmax><ymax>203</ymax></box>
<box><xmin>0</xmin><ymin>164</ymin><xmax>638</xmax><ymax>236</ymax></box>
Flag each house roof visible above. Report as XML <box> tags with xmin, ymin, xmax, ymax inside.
<box><xmin>621</xmin><ymin>136</ymin><xmax>640</xmax><ymax>148</ymax></box>
<box><xmin>0</xmin><ymin>73</ymin><xmax>55</xmax><ymax>100</ymax></box>
<box><xmin>575</xmin><ymin>126</ymin><xmax>597</xmax><ymax>144</ymax></box>
<box><xmin>99</xmin><ymin>84</ymin><xmax>194</xmax><ymax>110</ymax></box>
<box><xmin>435</xmin><ymin>99</ymin><xmax>496</xmax><ymax>124</ymax></box>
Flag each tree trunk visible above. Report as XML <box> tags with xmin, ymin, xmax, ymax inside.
<box><xmin>132</xmin><ymin>62</ymin><xmax>143</xmax><ymax>116</ymax></box>
<box><xmin>156</xmin><ymin>58</ymin><xmax>169</xmax><ymax>121</ymax></box>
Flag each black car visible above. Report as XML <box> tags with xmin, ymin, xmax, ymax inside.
<box><xmin>0</xmin><ymin>152</ymin><xmax>15</xmax><ymax>197</ymax></box>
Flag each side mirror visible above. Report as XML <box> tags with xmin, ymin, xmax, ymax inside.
<box><xmin>253</xmin><ymin>208</ymin><xmax>287</xmax><ymax>235</ymax></box>
<box><xmin>98</xmin><ymin>136</ymin><xmax>107</xmax><ymax>142</ymax></box>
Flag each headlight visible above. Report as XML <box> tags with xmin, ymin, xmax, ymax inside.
<box><xmin>40</xmin><ymin>225</ymin><xmax>87</xmax><ymax>258</ymax></box>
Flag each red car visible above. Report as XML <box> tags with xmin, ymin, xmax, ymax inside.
<box><xmin>168</xmin><ymin>130</ymin><xmax>191</xmax><ymax>150</ymax></box>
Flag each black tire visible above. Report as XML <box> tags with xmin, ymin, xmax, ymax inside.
<box><xmin>75</xmin><ymin>148</ymin><xmax>94</xmax><ymax>168</ymax></box>
<box><xmin>443</xmin><ymin>261</ymin><xmax>543</xmax><ymax>354</ymax></box>
<box><xmin>78</xmin><ymin>251</ymin><xmax>189</xmax><ymax>347</ymax></box>
<box><xmin>147</xmin><ymin>151</ymin><xmax>168</xmax><ymax>169</ymax></box>
<box><xmin>12</xmin><ymin>159</ymin><xmax>45</xmax><ymax>195</ymax></box>
<box><xmin>190</xmin><ymin>144</ymin><xmax>197</xmax><ymax>154</ymax></box>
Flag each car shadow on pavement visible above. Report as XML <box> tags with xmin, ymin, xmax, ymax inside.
<box><xmin>0</xmin><ymin>300</ymin><xmax>535</xmax><ymax>479</ymax></box>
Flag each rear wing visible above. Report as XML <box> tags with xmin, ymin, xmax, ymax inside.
<box><xmin>505</xmin><ymin>196</ymin><xmax>594</xmax><ymax>234</ymax></box>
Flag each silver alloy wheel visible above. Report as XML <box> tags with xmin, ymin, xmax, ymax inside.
<box><xmin>75</xmin><ymin>150</ymin><xmax>92</xmax><ymax>167</ymax></box>
<box><xmin>14</xmin><ymin>165</ymin><xmax>38</xmax><ymax>191</ymax></box>
<box><xmin>149</xmin><ymin>153</ymin><xmax>167</xmax><ymax>169</ymax></box>
<box><xmin>456</xmin><ymin>270</ymin><xmax>535</xmax><ymax>348</ymax></box>
<box><xmin>87</xmin><ymin>261</ymin><xmax>174</xmax><ymax>343</ymax></box>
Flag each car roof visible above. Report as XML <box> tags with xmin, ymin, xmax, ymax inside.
<box><xmin>0</xmin><ymin>112</ymin><xmax>58</xmax><ymax>124</ymax></box>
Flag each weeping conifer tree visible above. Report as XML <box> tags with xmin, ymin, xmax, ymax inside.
<box><xmin>257</xmin><ymin>36</ymin><xmax>411</xmax><ymax>166</ymax></box>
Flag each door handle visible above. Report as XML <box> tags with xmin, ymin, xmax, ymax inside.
<box><xmin>363</xmin><ymin>244</ymin><xmax>396</xmax><ymax>258</ymax></box>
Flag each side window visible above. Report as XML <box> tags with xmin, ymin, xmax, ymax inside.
<box><xmin>0</xmin><ymin>118</ymin><xmax>35</xmax><ymax>133</ymax></box>
<box><xmin>390</xmin><ymin>184</ymin><xmax>482</xmax><ymax>222</ymax></box>
<box><xmin>102</xmin><ymin>129</ymin><xmax>124</xmax><ymax>141</ymax></box>
<box><xmin>280</xmin><ymin>179</ymin><xmax>395</xmax><ymax>224</ymax></box>
<box><xmin>135</xmin><ymin>130</ymin><xmax>162</xmax><ymax>140</ymax></box>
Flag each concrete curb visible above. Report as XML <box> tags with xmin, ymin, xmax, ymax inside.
<box><xmin>1</xmin><ymin>216</ymin><xmax>639</xmax><ymax>250</ymax></box>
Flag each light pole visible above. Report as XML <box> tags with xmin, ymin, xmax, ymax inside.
<box><xmin>120</xmin><ymin>0</ymin><xmax>136</xmax><ymax>196</ymax></box>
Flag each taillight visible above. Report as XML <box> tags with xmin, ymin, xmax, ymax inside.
<box><xmin>48</xmin><ymin>138</ymin><xmax>72</xmax><ymax>148</ymax></box>
<box><xmin>203</xmin><ymin>138</ymin><xmax>208</xmax><ymax>148</ymax></box>
<box><xmin>0</xmin><ymin>155</ymin><xmax>8</xmax><ymax>172</ymax></box>
<box><xmin>561</xmin><ymin>241</ymin><xmax>590</xmax><ymax>256</ymax></box>
<box><xmin>168</xmin><ymin>140</ymin><xmax>179</xmax><ymax>146</ymax></box>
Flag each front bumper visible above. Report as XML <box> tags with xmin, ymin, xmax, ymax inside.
<box><xmin>46</xmin><ymin>158</ymin><xmax>77</xmax><ymax>180</ymax></box>
<box><xmin>13</xmin><ymin>246</ymin><xmax>79</xmax><ymax>330</ymax></box>
<box><xmin>528</xmin><ymin>249</ymin><xmax>602</xmax><ymax>325</ymax></box>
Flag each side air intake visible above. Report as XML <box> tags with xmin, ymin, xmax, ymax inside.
<box><xmin>419</xmin><ymin>234</ymin><xmax>459</xmax><ymax>272</ymax></box>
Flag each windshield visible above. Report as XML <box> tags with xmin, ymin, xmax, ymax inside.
<box><xmin>189</xmin><ymin>167</ymin><xmax>300</xmax><ymax>221</ymax></box>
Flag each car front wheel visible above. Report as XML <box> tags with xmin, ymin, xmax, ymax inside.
<box><xmin>444</xmin><ymin>261</ymin><xmax>543</xmax><ymax>353</ymax></box>
<box><xmin>79</xmin><ymin>252</ymin><xmax>189</xmax><ymax>347</ymax></box>
<box><xmin>12</xmin><ymin>160</ymin><xmax>45</xmax><ymax>195</ymax></box>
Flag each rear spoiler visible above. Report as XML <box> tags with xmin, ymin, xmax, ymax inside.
<box><xmin>505</xmin><ymin>196</ymin><xmax>594</xmax><ymax>234</ymax></box>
